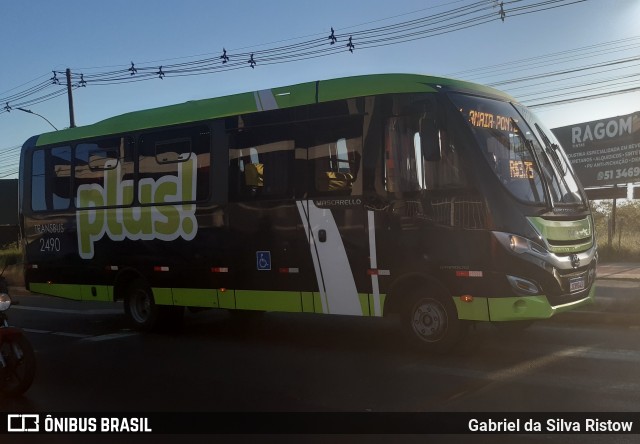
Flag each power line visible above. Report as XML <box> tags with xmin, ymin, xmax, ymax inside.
<box><xmin>488</xmin><ymin>55</ymin><xmax>640</xmax><ymax>87</ymax></box>
<box><xmin>0</xmin><ymin>0</ymin><xmax>584</xmax><ymax>114</ymax></box>
<box><xmin>527</xmin><ymin>85</ymin><xmax>640</xmax><ymax>108</ymax></box>
<box><xmin>68</xmin><ymin>0</ymin><xmax>571</xmax><ymax>83</ymax></box>
<box><xmin>0</xmin><ymin>170</ymin><xmax>18</xmax><ymax>179</ymax></box>
<box><xmin>72</xmin><ymin>0</ymin><xmax>473</xmax><ymax>70</ymax></box>
<box><xmin>0</xmin><ymin>72</ymin><xmax>52</xmax><ymax>97</ymax></box>
<box><xmin>1</xmin><ymin>0</ymin><xmax>636</xmax><ymax>178</ymax></box>
<box><xmin>449</xmin><ymin>37</ymin><xmax>640</xmax><ymax>82</ymax></box>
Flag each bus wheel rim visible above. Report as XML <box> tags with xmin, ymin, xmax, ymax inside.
<box><xmin>130</xmin><ymin>290</ymin><xmax>152</xmax><ymax>323</ymax></box>
<box><xmin>411</xmin><ymin>299</ymin><xmax>447</xmax><ymax>342</ymax></box>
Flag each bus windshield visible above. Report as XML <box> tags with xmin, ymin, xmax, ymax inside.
<box><xmin>512</xmin><ymin>102</ymin><xmax>585</xmax><ymax>206</ymax></box>
<box><xmin>451</xmin><ymin>94</ymin><xmax>585</xmax><ymax>207</ymax></box>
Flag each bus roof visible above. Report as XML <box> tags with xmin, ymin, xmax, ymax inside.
<box><xmin>34</xmin><ymin>73</ymin><xmax>513</xmax><ymax>147</ymax></box>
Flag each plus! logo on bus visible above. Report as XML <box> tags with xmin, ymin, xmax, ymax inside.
<box><xmin>75</xmin><ymin>155</ymin><xmax>198</xmax><ymax>259</ymax></box>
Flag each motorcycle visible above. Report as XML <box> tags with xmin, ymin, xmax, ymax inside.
<box><xmin>0</xmin><ymin>269</ymin><xmax>36</xmax><ymax>397</ymax></box>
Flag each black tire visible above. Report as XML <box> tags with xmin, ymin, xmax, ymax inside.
<box><xmin>400</xmin><ymin>287</ymin><xmax>465</xmax><ymax>353</ymax></box>
<box><xmin>0</xmin><ymin>334</ymin><xmax>36</xmax><ymax>397</ymax></box>
<box><xmin>124</xmin><ymin>279</ymin><xmax>161</xmax><ymax>331</ymax></box>
<box><xmin>123</xmin><ymin>279</ymin><xmax>184</xmax><ymax>332</ymax></box>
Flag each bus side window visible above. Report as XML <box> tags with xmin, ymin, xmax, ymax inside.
<box><xmin>139</xmin><ymin>126</ymin><xmax>211</xmax><ymax>203</ymax></box>
<box><xmin>385</xmin><ymin>116</ymin><xmax>422</xmax><ymax>193</ymax></box>
<box><xmin>385</xmin><ymin>115</ymin><xmax>466</xmax><ymax>193</ymax></box>
<box><xmin>307</xmin><ymin>117</ymin><xmax>363</xmax><ymax>197</ymax></box>
<box><xmin>74</xmin><ymin>137</ymin><xmax>134</xmax><ymax>208</ymax></box>
<box><xmin>228</xmin><ymin>127</ymin><xmax>294</xmax><ymax>201</ymax></box>
<box><xmin>423</xmin><ymin>126</ymin><xmax>467</xmax><ymax>190</ymax></box>
<box><xmin>31</xmin><ymin>146</ymin><xmax>72</xmax><ymax>211</ymax></box>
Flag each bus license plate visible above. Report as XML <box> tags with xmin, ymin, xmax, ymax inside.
<box><xmin>569</xmin><ymin>277</ymin><xmax>585</xmax><ymax>292</ymax></box>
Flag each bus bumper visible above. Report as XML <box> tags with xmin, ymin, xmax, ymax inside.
<box><xmin>454</xmin><ymin>285</ymin><xmax>596</xmax><ymax>322</ymax></box>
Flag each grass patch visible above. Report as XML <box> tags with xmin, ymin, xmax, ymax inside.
<box><xmin>592</xmin><ymin>201</ymin><xmax>640</xmax><ymax>263</ymax></box>
<box><xmin>0</xmin><ymin>245</ymin><xmax>23</xmax><ymax>286</ymax></box>
<box><xmin>0</xmin><ymin>245</ymin><xmax>21</xmax><ymax>269</ymax></box>
<box><xmin>595</xmin><ymin>232</ymin><xmax>640</xmax><ymax>262</ymax></box>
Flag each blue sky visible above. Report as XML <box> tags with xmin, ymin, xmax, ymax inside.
<box><xmin>1</xmin><ymin>0</ymin><xmax>639</xmax><ymax>179</ymax></box>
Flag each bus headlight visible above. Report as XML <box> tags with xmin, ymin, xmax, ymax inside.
<box><xmin>509</xmin><ymin>234</ymin><xmax>529</xmax><ymax>254</ymax></box>
<box><xmin>0</xmin><ymin>292</ymin><xmax>11</xmax><ymax>312</ymax></box>
<box><xmin>493</xmin><ymin>232</ymin><xmax>547</xmax><ymax>256</ymax></box>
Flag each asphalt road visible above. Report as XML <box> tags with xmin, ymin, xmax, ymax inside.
<box><xmin>0</xmin><ymin>279</ymin><xmax>637</xmax><ymax>417</ymax></box>
<box><xmin>0</xmin><ymin>281</ymin><xmax>638</xmax><ymax>444</ymax></box>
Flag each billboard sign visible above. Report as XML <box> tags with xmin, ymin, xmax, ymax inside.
<box><xmin>552</xmin><ymin>112</ymin><xmax>640</xmax><ymax>188</ymax></box>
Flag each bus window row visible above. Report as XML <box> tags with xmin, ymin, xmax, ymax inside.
<box><xmin>29</xmin><ymin>117</ymin><xmax>364</xmax><ymax>212</ymax></box>
<box><xmin>227</xmin><ymin>113</ymin><xmax>363</xmax><ymax>200</ymax></box>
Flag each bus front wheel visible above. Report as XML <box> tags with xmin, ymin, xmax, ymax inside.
<box><xmin>401</xmin><ymin>289</ymin><xmax>465</xmax><ymax>353</ymax></box>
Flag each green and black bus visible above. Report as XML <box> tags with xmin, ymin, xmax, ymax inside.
<box><xmin>19</xmin><ymin>73</ymin><xmax>597</xmax><ymax>351</ymax></box>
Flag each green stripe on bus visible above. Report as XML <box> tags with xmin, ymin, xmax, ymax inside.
<box><xmin>453</xmin><ymin>296</ymin><xmax>490</xmax><ymax>321</ymax></box>
<box><xmin>30</xmin><ymin>282</ymin><xmax>82</xmax><ymax>300</ymax></box>
<box><xmin>313</xmin><ymin>292</ymin><xmax>324</xmax><ymax>314</ymax></box>
<box><xmin>80</xmin><ymin>285</ymin><xmax>113</xmax><ymax>302</ymax></box>
<box><xmin>485</xmin><ymin>286</ymin><xmax>595</xmax><ymax>321</ymax></box>
<box><xmin>301</xmin><ymin>292</ymin><xmax>315</xmax><ymax>313</ymax></box>
<box><xmin>359</xmin><ymin>293</ymin><xmax>370</xmax><ymax>316</ymax></box>
<box><xmin>36</xmin><ymin>92</ymin><xmax>262</xmax><ymax>146</ymax></box>
<box><xmin>272</xmin><ymin>83</ymin><xmax>317</xmax><ymax>108</ymax></box>
<box><xmin>367</xmin><ymin>294</ymin><xmax>387</xmax><ymax>317</ymax></box>
<box><xmin>235</xmin><ymin>290</ymin><xmax>303</xmax><ymax>313</ymax></box>
<box><xmin>218</xmin><ymin>290</ymin><xmax>235</xmax><ymax>309</ymax></box>
<box><xmin>488</xmin><ymin>295</ymin><xmax>555</xmax><ymax>320</ymax></box>
<box><xmin>151</xmin><ymin>288</ymin><xmax>173</xmax><ymax>305</ymax></box>
<box><xmin>319</xmin><ymin>74</ymin><xmax>436</xmax><ymax>102</ymax></box>
<box><xmin>29</xmin><ymin>282</ymin><xmax>113</xmax><ymax>302</ymax></box>
<box><xmin>170</xmin><ymin>288</ymin><xmax>219</xmax><ymax>308</ymax></box>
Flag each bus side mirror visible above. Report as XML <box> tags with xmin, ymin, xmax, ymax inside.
<box><xmin>420</xmin><ymin>118</ymin><xmax>441</xmax><ymax>162</ymax></box>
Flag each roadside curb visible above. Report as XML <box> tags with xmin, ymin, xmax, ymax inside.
<box><xmin>596</xmin><ymin>263</ymin><xmax>640</xmax><ymax>281</ymax></box>
<box><xmin>597</xmin><ymin>275</ymin><xmax>640</xmax><ymax>282</ymax></box>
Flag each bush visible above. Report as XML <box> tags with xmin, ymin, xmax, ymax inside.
<box><xmin>591</xmin><ymin>201</ymin><xmax>640</xmax><ymax>262</ymax></box>
<box><xmin>0</xmin><ymin>245</ymin><xmax>21</xmax><ymax>269</ymax></box>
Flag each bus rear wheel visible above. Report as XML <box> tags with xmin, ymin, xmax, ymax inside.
<box><xmin>124</xmin><ymin>279</ymin><xmax>159</xmax><ymax>331</ymax></box>
<box><xmin>401</xmin><ymin>289</ymin><xmax>465</xmax><ymax>353</ymax></box>
<box><xmin>124</xmin><ymin>279</ymin><xmax>185</xmax><ymax>332</ymax></box>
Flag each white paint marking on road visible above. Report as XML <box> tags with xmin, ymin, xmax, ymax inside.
<box><xmin>52</xmin><ymin>332</ymin><xmax>92</xmax><ymax>338</ymax></box>
<box><xmin>23</xmin><ymin>328</ymin><xmax>53</xmax><ymax>335</ymax></box>
<box><xmin>24</xmin><ymin>328</ymin><xmax>137</xmax><ymax>342</ymax></box>
<box><xmin>441</xmin><ymin>345</ymin><xmax>596</xmax><ymax>403</ymax></box>
<box><xmin>484</xmin><ymin>345</ymin><xmax>594</xmax><ymax>382</ymax></box>
<box><xmin>82</xmin><ymin>332</ymin><xmax>138</xmax><ymax>342</ymax></box>
<box><xmin>12</xmin><ymin>305</ymin><xmax>122</xmax><ymax>315</ymax></box>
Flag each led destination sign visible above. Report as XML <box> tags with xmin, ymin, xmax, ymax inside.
<box><xmin>468</xmin><ymin>110</ymin><xmax>515</xmax><ymax>132</ymax></box>
<box><xmin>466</xmin><ymin>109</ymin><xmax>533</xmax><ymax>180</ymax></box>
<box><xmin>509</xmin><ymin>160</ymin><xmax>535</xmax><ymax>179</ymax></box>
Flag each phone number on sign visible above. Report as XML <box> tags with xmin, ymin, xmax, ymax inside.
<box><xmin>597</xmin><ymin>167</ymin><xmax>640</xmax><ymax>181</ymax></box>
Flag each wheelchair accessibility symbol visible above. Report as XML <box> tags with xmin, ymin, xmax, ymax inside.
<box><xmin>256</xmin><ymin>251</ymin><xmax>271</xmax><ymax>271</ymax></box>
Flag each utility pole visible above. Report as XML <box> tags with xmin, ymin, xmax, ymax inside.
<box><xmin>66</xmin><ymin>68</ymin><xmax>76</xmax><ymax>128</ymax></box>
